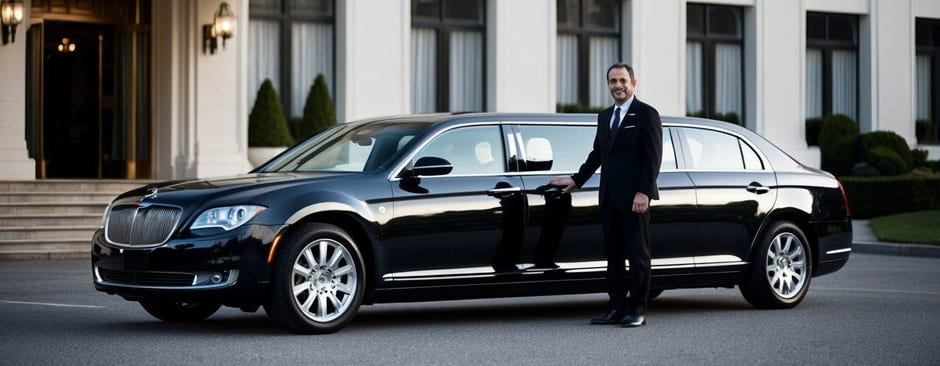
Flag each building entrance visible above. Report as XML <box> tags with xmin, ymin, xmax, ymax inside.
<box><xmin>25</xmin><ymin>0</ymin><xmax>151</xmax><ymax>179</ymax></box>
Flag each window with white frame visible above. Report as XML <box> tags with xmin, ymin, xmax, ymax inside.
<box><xmin>249</xmin><ymin>0</ymin><xmax>334</xmax><ymax>118</ymax></box>
<box><xmin>806</xmin><ymin>12</ymin><xmax>858</xmax><ymax>122</ymax></box>
<box><xmin>686</xmin><ymin>4</ymin><xmax>744</xmax><ymax>125</ymax></box>
<box><xmin>411</xmin><ymin>0</ymin><xmax>485</xmax><ymax>113</ymax></box>
<box><xmin>556</xmin><ymin>0</ymin><xmax>621</xmax><ymax>110</ymax></box>
<box><xmin>916</xmin><ymin>18</ymin><xmax>940</xmax><ymax>143</ymax></box>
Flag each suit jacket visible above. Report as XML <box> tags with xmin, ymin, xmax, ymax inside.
<box><xmin>571</xmin><ymin>98</ymin><xmax>663</xmax><ymax>210</ymax></box>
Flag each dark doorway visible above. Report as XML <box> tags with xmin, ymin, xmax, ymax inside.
<box><xmin>25</xmin><ymin>0</ymin><xmax>152</xmax><ymax>179</ymax></box>
<box><xmin>42</xmin><ymin>22</ymin><xmax>113</xmax><ymax>178</ymax></box>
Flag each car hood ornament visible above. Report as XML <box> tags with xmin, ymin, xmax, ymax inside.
<box><xmin>142</xmin><ymin>186</ymin><xmax>159</xmax><ymax>201</ymax></box>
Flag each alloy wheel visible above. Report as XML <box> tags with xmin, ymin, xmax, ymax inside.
<box><xmin>764</xmin><ymin>232</ymin><xmax>807</xmax><ymax>299</ymax></box>
<box><xmin>291</xmin><ymin>238</ymin><xmax>358</xmax><ymax>322</ymax></box>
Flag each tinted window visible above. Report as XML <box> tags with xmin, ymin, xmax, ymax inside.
<box><xmin>414</xmin><ymin>126</ymin><xmax>505</xmax><ymax>175</ymax></box>
<box><xmin>662</xmin><ymin>127</ymin><xmax>677</xmax><ymax>171</ymax></box>
<box><xmin>739</xmin><ymin>139</ymin><xmax>763</xmax><ymax>170</ymax></box>
<box><xmin>517</xmin><ymin>125</ymin><xmax>595</xmax><ymax>172</ymax></box>
<box><xmin>681</xmin><ymin>128</ymin><xmax>743</xmax><ymax>170</ymax></box>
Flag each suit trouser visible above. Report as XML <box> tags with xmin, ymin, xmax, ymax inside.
<box><xmin>600</xmin><ymin>205</ymin><xmax>651</xmax><ymax>315</ymax></box>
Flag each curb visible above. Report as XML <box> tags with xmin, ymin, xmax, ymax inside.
<box><xmin>852</xmin><ymin>241</ymin><xmax>940</xmax><ymax>258</ymax></box>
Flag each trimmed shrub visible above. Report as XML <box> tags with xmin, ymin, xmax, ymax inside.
<box><xmin>916</xmin><ymin>119</ymin><xmax>935</xmax><ymax>142</ymax></box>
<box><xmin>840</xmin><ymin>175</ymin><xmax>940</xmax><ymax>218</ymax></box>
<box><xmin>850</xmin><ymin>162</ymin><xmax>880</xmax><ymax>177</ymax></box>
<box><xmin>805</xmin><ymin>117</ymin><xmax>824</xmax><ymax>146</ymax></box>
<box><xmin>858</xmin><ymin>131</ymin><xmax>912</xmax><ymax>173</ymax></box>
<box><xmin>866</xmin><ymin>145</ymin><xmax>908</xmax><ymax>175</ymax></box>
<box><xmin>828</xmin><ymin>135</ymin><xmax>861</xmax><ymax>176</ymax></box>
<box><xmin>289</xmin><ymin>117</ymin><xmax>304</xmax><ymax>141</ymax></box>
<box><xmin>296</xmin><ymin>74</ymin><xmax>337</xmax><ymax>142</ymax></box>
<box><xmin>818</xmin><ymin>114</ymin><xmax>858</xmax><ymax>174</ymax></box>
<box><xmin>912</xmin><ymin>148</ymin><xmax>929</xmax><ymax>168</ymax></box>
<box><xmin>248</xmin><ymin>79</ymin><xmax>294</xmax><ymax>147</ymax></box>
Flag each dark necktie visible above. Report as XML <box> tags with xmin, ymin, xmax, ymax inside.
<box><xmin>612</xmin><ymin>107</ymin><xmax>622</xmax><ymax>130</ymax></box>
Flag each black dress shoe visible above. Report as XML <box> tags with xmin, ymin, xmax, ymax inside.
<box><xmin>621</xmin><ymin>314</ymin><xmax>646</xmax><ymax>328</ymax></box>
<box><xmin>590</xmin><ymin>309</ymin><xmax>625</xmax><ymax>325</ymax></box>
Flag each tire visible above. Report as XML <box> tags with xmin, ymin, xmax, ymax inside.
<box><xmin>739</xmin><ymin>221</ymin><xmax>813</xmax><ymax>309</ymax></box>
<box><xmin>264</xmin><ymin>223</ymin><xmax>366</xmax><ymax>334</ymax></box>
<box><xmin>140</xmin><ymin>300</ymin><xmax>221</xmax><ymax>322</ymax></box>
<box><xmin>648</xmin><ymin>289</ymin><xmax>665</xmax><ymax>300</ymax></box>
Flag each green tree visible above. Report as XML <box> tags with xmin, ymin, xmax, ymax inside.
<box><xmin>294</xmin><ymin>74</ymin><xmax>337</xmax><ymax>141</ymax></box>
<box><xmin>248</xmin><ymin>79</ymin><xmax>294</xmax><ymax>147</ymax></box>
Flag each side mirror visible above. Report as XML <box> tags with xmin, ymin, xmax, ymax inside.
<box><xmin>411</xmin><ymin>156</ymin><xmax>453</xmax><ymax>177</ymax></box>
<box><xmin>525</xmin><ymin>137</ymin><xmax>553</xmax><ymax>171</ymax></box>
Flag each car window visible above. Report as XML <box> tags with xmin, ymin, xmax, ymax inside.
<box><xmin>516</xmin><ymin>125</ymin><xmax>594</xmax><ymax>172</ymax></box>
<box><xmin>662</xmin><ymin>127</ymin><xmax>677</xmax><ymax>171</ymax></box>
<box><xmin>739</xmin><ymin>138</ymin><xmax>764</xmax><ymax>170</ymax></box>
<box><xmin>413</xmin><ymin>125</ymin><xmax>505</xmax><ymax>175</ymax></box>
<box><xmin>681</xmin><ymin>128</ymin><xmax>744</xmax><ymax>170</ymax></box>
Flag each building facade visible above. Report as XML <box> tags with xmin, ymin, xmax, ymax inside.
<box><xmin>0</xmin><ymin>0</ymin><xmax>938</xmax><ymax>180</ymax></box>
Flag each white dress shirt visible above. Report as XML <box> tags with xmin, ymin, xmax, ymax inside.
<box><xmin>609</xmin><ymin>95</ymin><xmax>635</xmax><ymax>130</ymax></box>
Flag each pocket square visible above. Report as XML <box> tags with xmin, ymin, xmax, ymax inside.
<box><xmin>622</xmin><ymin>125</ymin><xmax>636</xmax><ymax>129</ymax></box>
<box><xmin>627</xmin><ymin>113</ymin><xmax>636</xmax><ymax>116</ymax></box>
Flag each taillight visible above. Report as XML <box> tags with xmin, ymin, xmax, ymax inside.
<box><xmin>837</xmin><ymin>180</ymin><xmax>851</xmax><ymax>217</ymax></box>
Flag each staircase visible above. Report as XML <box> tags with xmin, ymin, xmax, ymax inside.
<box><xmin>0</xmin><ymin>180</ymin><xmax>156</xmax><ymax>260</ymax></box>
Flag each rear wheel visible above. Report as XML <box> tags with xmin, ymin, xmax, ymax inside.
<box><xmin>740</xmin><ymin>222</ymin><xmax>813</xmax><ymax>309</ymax></box>
<box><xmin>265</xmin><ymin>223</ymin><xmax>366</xmax><ymax>334</ymax></box>
<box><xmin>140</xmin><ymin>300</ymin><xmax>221</xmax><ymax>322</ymax></box>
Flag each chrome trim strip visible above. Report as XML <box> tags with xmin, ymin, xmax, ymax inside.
<box><xmin>695</xmin><ymin>261</ymin><xmax>747</xmax><ymax>268</ymax></box>
<box><xmin>488</xmin><ymin>187</ymin><xmax>522</xmax><ymax>193</ymax></box>
<box><xmin>94</xmin><ymin>267</ymin><xmax>239</xmax><ymax>290</ymax></box>
<box><xmin>825</xmin><ymin>248</ymin><xmax>852</xmax><ymax>255</ymax></box>
<box><xmin>695</xmin><ymin>255</ymin><xmax>744</xmax><ymax>264</ymax></box>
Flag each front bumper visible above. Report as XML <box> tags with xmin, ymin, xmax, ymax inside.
<box><xmin>91</xmin><ymin>224</ymin><xmax>279</xmax><ymax>305</ymax></box>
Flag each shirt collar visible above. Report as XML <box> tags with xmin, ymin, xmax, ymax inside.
<box><xmin>613</xmin><ymin>95</ymin><xmax>635</xmax><ymax>113</ymax></box>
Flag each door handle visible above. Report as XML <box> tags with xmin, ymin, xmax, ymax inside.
<box><xmin>746</xmin><ymin>182</ymin><xmax>770</xmax><ymax>194</ymax></box>
<box><xmin>487</xmin><ymin>187</ymin><xmax>522</xmax><ymax>196</ymax></box>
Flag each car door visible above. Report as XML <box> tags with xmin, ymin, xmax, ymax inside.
<box><xmin>676</xmin><ymin>126</ymin><xmax>777</xmax><ymax>272</ymax></box>
<box><xmin>512</xmin><ymin>124</ymin><xmax>698</xmax><ymax>279</ymax></box>
<box><xmin>384</xmin><ymin>124</ymin><xmax>527</xmax><ymax>285</ymax></box>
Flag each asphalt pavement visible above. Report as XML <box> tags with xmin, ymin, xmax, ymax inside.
<box><xmin>0</xmin><ymin>253</ymin><xmax>938</xmax><ymax>365</ymax></box>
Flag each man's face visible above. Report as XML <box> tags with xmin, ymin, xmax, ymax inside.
<box><xmin>607</xmin><ymin>67</ymin><xmax>636</xmax><ymax>104</ymax></box>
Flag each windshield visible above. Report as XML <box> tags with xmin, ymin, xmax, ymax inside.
<box><xmin>262</xmin><ymin>122</ymin><xmax>431</xmax><ymax>173</ymax></box>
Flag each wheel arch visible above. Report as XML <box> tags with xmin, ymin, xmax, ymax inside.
<box><xmin>752</xmin><ymin>208</ymin><xmax>819</xmax><ymax>275</ymax></box>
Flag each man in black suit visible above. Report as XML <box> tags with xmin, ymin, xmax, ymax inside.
<box><xmin>550</xmin><ymin>63</ymin><xmax>662</xmax><ymax>328</ymax></box>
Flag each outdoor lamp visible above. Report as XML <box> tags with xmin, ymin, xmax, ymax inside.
<box><xmin>0</xmin><ymin>0</ymin><xmax>24</xmax><ymax>45</ymax></box>
<box><xmin>203</xmin><ymin>1</ymin><xmax>234</xmax><ymax>54</ymax></box>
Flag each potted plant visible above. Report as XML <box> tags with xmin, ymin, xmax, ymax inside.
<box><xmin>247</xmin><ymin>79</ymin><xmax>294</xmax><ymax>167</ymax></box>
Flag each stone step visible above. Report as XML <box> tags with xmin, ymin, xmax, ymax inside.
<box><xmin>0</xmin><ymin>180</ymin><xmax>155</xmax><ymax>192</ymax></box>
<box><xmin>0</xmin><ymin>202</ymin><xmax>108</xmax><ymax>215</ymax></box>
<box><xmin>0</xmin><ymin>226</ymin><xmax>99</xmax><ymax>240</ymax></box>
<box><xmin>0</xmin><ymin>214</ymin><xmax>103</xmax><ymax>227</ymax></box>
<box><xmin>0</xmin><ymin>249</ymin><xmax>90</xmax><ymax>260</ymax></box>
<box><xmin>0</xmin><ymin>239</ymin><xmax>90</xmax><ymax>253</ymax></box>
<box><xmin>0</xmin><ymin>192</ymin><xmax>123</xmax><ymax>203</ymax></box>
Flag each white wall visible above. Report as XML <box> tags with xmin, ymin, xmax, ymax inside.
<box><xmin>335</xmin><ymin>0</ymin><xmax>410</xmax><ymax>122</ymax></box>
<box><xmin>627</xmin><ymin>0</ymin><xmax>684</xmax><ymax>116</ymax></box>
<box><xmin>0</xmin><ymin>0</ymin><xmax>35</xmax><ymax>179</ymax></box>
<box><xmin>486</xmin><ymin>0</ymin><xmax>555</xmax><ymax>112</ymax></box>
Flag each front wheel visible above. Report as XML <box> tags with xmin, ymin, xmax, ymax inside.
<box><xmin>265</xmin><ymin>223</ymin><xmax>366</xmax><ymax>334</ymax></box>
<box><xmin>739</xmin><ymin>221</ymin><xmax>813</xmax><ymax>309</ymax></box>
<box><xmin>140</xmin><ymin>300</ymin><xmax>221</xmax><ymax>322</ymax></box>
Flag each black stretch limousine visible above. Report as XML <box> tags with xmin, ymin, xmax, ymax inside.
<box><xmin>92</xmin><ymin>113</ymin><xmax>852</xmax><ymax>333</ymax></box>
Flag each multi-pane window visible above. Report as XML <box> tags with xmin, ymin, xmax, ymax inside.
<box><xmin>411</xmin><ymin>0</ymin><xmax>486</xmax><ymax>113</ymax></box>
<box><xmin>686</xmin><ymin>4</ymin><xmax>744</xmax><ymax>125</ymax></box>
<box><xmin>916</xmin><ymin>18</ymin><xmax>940</xmax><ymax>143</ymax></box>
<box><xmin>806</xmin><ymin>12</ymin><xmax>859</xmax><ymax>122</ymax></box>
<box><xmin>556</xmin><ymin>0</ymin><xmax>621</xmax><ymax>110</ymax></box>
<box><xmin>249</xmin><ymin>0</ymin><xmax>334</xmax><ymax>118</ymax></box>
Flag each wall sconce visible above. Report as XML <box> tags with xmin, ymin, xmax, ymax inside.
<box><xmin>203</xmin><ymin>2</ymin><xmax>234</xmax><ymax>54</ymax></box>
<box><xmin>57</xmin><ymin>37</ymin><xmax>75</xmax><ymax>53</ymax></box>
<box><xmin>1</xmin><ymin>0</ymin><xmax>24</xmax><ymax>45</ymax></box>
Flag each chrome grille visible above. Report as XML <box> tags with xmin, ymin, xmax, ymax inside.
<box><xmin>98</xmin><ymin>268</ymin><xmax>195</xmax><ymax>286</ymax></box>
<box><xmin>106</xmin><ymin>205</ymin><xmax>182</xmax><ymax>246</ymax></box>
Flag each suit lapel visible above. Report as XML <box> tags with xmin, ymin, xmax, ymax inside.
<box><xmin>608</xmin><ymin>98</ymin><xmax>640</xmax><ymax>151</ymax></box>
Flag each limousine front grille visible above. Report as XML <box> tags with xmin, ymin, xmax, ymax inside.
<box><xmin>97</xmin><ymin>268</ymin><xmax>195</xmax><ymax>287</ymax></box>
<box><xmin>105</xmin><ymin>205</ymin><xmax>182</xmax><ymax>246</ymax></box>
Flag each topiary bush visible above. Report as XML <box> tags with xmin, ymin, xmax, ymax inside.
<box><xmin>805</xmin><ymin>117</ymin><xmax>824</xmax><ymax>146</ymax></box>
<box><xmin>818</xmin><ymin>114</ymin><xmax>859</xmax><ymax>174</ymax></box>
<box><xmin>912</xmin><ymin>148</ymin><xmax>929</xmax><ymax>168</ymax></box>
<box><xmin>916</xmin><ymin>119</ymin><xmax>935</xmax><ymax>142</ymax></box>
<box><xmin>858</xmin><ymin>131</ymin><xmax>912</xmax><ymax>173</ymax></box>
<box><xmin>830</xmin><ymin>135</ymin><xmax>861</xmax><ymax>176</ymax></box>
<box><xmin>841</xmin><ymin>175</ymin><xmax>940</xmax><ymax>218</ymax></box>
<box><xmin>866</xmin><ymin>146</ymin><xmax>907</xmax><ymax>176</ymax></box>
<box><xmin>295</xmin><ymin>74</ymin><xmax>337</xmax><ymax>142</ymax></box>
<box><xmin>248</xmin><ymin>79</ymin><xmax>294</xmax><ymax>147</ymax></box>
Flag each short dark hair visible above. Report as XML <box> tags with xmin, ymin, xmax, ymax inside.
<box><xmin>606</xmin><ymin>63</ymin><xmax>635</xmax><ymax>81</ymax></box>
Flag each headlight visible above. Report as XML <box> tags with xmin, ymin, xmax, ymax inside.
<box><xmin>191</xmin><ymin>205</ymin><xmax>266</xmax><ymax>231</ymax></box>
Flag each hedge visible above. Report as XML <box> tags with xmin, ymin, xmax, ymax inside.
<box><xmin>858</xmin><ymin>131</ymin><xmax>912</xmax><ymax>172</ymax></box>
<box><xmin>840</xmin><ymin>175</ymin><xmax>940</xmax><ymax>218</ymax></box>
